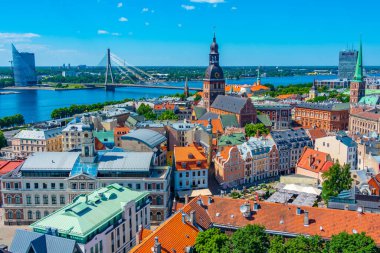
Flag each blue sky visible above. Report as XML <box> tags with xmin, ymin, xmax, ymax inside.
<box><xmin>0</xmin><ymin>0</ymin><xmax>379</xmax><ymax>66</ymax></box>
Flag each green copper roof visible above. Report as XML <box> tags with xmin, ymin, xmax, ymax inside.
<box><xmin>354</xmin><ymin>38</ymin><xmax>363</xmax><ymax>82</ymax></box>
<box><xmin>220</xmin><ymin>114</ymin><xmax>239</xmax><ymax>129</ymax></box>
<box><xmin>257</xmin><ymin>114</ymin><xmax>272</xmax><ymax>127</ymax></box>
<box><xmin>218</xmin><ymin>133</ymin><xmax>246</xmax><ymax>147</ymax></box>
<box><xmin>31</xmin><ymin>184</ymin><xmax>149</xmax><ymax>243</ymax></box>
<box><xmin>93</xmin><ymin>130</ymin><xmax>114</xmax><ymax>143</ymax></box>
<box><xmin>358</xmin><ymin>95</ymin><xmax>380</xmax><ymax>106</ymax></box>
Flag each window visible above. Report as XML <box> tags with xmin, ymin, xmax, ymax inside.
<box><xmin>16</xmin><ymin>211</ymin><xmax>22</xmax><ymax>219</ymax></box>
<box><xmin>26</xmin><ymin>183</ymin><xmax>30</xmax><ymax>189</ymax></box>
<box><xmin>15</xmin><ymin>196</ymin><xmax>21</xmax><ymax>204</ymax></box>
<box><xmin>99</xmin><ymin>241</ymin><xmax>103</xmax><ymax>253</ymax></box>
<box><xmin>8</xmin><ymin>211</ymin><xmax>13</xmax><ymax>219</ymax></box>
<box><xmin>136</xmin><ymin>184</ymin><xmax>141</xmax><ymax>190</ymax></box>
<box><xmin>43</xmin><ymin>183</ymin><xmax>47</xmax><ymax>189</ymax></box>
<box><xmin>156</xmin><ymin>184</ymin><xmax>161</xmax><ymax>190</ymax></box>
<box><xmin>147</xmin><ymin>184</ymin><xmax>152</xmax><ymax>190</ymax></box>
<box><xmin>89</xmin><ymin>183</ymin><xmax>94</xmax><ymax>190</ymax></box>
<box><xmin>59</xmin><ymin>183</ymin><xmax>64</xmax><ymax>189</ymax></box>
<box><xmin>7</xmin><ymin>195</ymin><xmax>12</xmax><ymax>204</ymax></box>
<box><xmin>34</xmin><ymin>183</ymin><xmax>39</xmax><ymax>189</ymax></box>
<box><xmin>80</xmin><ymin>183</ymin><xmax>86</xmax><ymax>189</ymax></box>
<box><xmin>44</xmin><ymin>211</ymin><xmax>49</xmax><ymax>217</ymax></box>
<box><xmin>156</xmin><ymin>196</ymin><xmax>162</xmax><ymax>205</ymax></box>
<box><xmin>35</xmin><ymin>195</ymin><xmax>40</xmax><ymax>204</ymax></box>
<box><xmin>156</xmin><ymin>212</ymin><xmax>162</xmax><ymax>221</ymax></box>
<box><xmin>26</xmin><ymin>195</ymin><xmax>31</xmax><ymax>205</ymax></box>
<box><xmin>71</xmin><ymin>183</ymin><xmax>77</xmax><ymax>189</ymax></box>
<box><xmin>27</xmin><ymin>211</ymin><xmax>33</xmax><ymax>220</ymax></box>
<box><xmin>36</xmin><ymin>211</ymin><xmax>41</xmax><ymax>219</ymax></box>
<box><xmin>60</xmin><ymin>195</ymin><xmax>65</xmax><ymax>204</ymax></box>
<box><xmin>43</xmin><ymin>195</ymin><xmax>49</xmax><ymax>205</ymax></box>
<box><xmin>51</xmin><ymin>195</ymin><xmax>57</xmax><ymax>205</ymax></box>
<box><xmin>51</xmin><ymin>183</ymin><xmax>55</xmax><ymax>189</ymax></box>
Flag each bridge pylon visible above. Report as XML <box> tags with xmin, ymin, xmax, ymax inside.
<box><xmin>105</xmin><ymin>48</ymin><xmax>115</xmax><ymax>91</ymax></box>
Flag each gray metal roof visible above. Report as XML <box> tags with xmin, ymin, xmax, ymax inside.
<box><xmin>199</xmin><ymin>112</ymin><xmax>219</xmax><ymax>120</ymax></box>
<box><xmin>10</xmin><ymin>229</ymin><xmax>81</xmax><ymax>253</ymax></box>
<box><xmin>13</xmin><ymin>128</ymin><xmax>62</xmax><ymax>140</ymax></box>
<box><xmin>296</xmin><ymin>102</ymin><xmax>350</xmax><ymax>111</ymax></box>
<box><xmin>121</xmin><ymin>129</ymin><xmax>166</xmax><ymax>148</ymax></box>
<box><xmin>97</xmin><ymin>152</ymin><xmax>153</xmax><ymax>171</ymax></box>
<box><xmin>211</xmin><ymin>95</ymin><xmax>249</xmax><ymax>114</ymax></box>
<box><xmin>21</xmin><ymin>152</ymin><xmax>80</xmax><ymax>171</ymax></box>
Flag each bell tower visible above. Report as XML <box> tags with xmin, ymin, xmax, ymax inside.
<box><xmin>203</xmin><ymin>34</ymin><xmax>225</xmax><ymax>111</ymax></box>
<box><xmin>350</xmin><ymin>39</ymin><xmax>365</xmax><ymax>104</ymax></box>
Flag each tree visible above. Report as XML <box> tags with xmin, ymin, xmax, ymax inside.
<box><xmin>284</xmin><ymin>235</ymin><xmax>324</xmax><ymax>253</ymax></box>
<box><xmin>194</xmin><ymin>93</ymin><xmax>202</xmax><ymax>102</ymax></box>
<box><xmin>321</xmin><ymin>163</ymin><xmax>353</xmax><ymax>203</ymax></box>
<box><xmin>0</xmin><ymin>131</ymin><xmax>7</xmax><ymax>149</ymax></box>
<box><xmin>326</xmin><ymin>232</ymin><xmax>378</xmax><ymax>253</ymax></box>
<box><xmin>158</xmin><ymin>110</ymin><xmax>179</xmax><ymax>120</ymax></box>
<box><xmin>269</xmin><ymin>236</ymin><xmax>286</xmax><ymax>253</ymax></box>
<box><xmin>195</xmin><ymin>228</ymin><xmax>230</xmax><ymax>253</ymax></box>
<box><xmin>245</xmin><ymin>123</ymin><xmax>269</xmax><ymax>137</ymax></box>
<box><xmin>230</xmin><ymin>225</ymin><xmax>270</xmax><ymax>253</ymax></box>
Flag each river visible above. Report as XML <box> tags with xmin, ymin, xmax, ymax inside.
<box><xmin>0</xmin><ymin>75</ymin><xmax>336</xmax><ymax>123</ymax></box>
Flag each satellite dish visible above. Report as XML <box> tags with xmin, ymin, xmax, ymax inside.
<box><xmin>240</xmin><ymin>204</ymin><xmax>248</xmax><ymax>214</ymax></box>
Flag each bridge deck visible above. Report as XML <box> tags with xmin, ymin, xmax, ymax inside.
<box><xmin>102</xmin><ymin>83</ymin><xmax>202</xmax><ymax>91</ymax></box>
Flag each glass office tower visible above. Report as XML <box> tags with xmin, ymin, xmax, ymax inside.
<box><xmin>12</xmin><ymin>44</ymin><xmax>37</xmax><ymax>86</ymax></box>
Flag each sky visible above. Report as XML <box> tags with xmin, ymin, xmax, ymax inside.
<box><xmin>0</xmin><ymin>0</ymin><xmax>379</xmax><ymax>66</ymax></box>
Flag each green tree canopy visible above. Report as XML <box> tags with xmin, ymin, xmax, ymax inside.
<box><xmin>230</xmin><ymin>225</ymin><xmax>270</xmax><ymax>253</ymax></box>
<box><xmin>157</xmin><ymin>110</ymin><xmax>179</xmax><ymax>120</ymax></box>
<box><xmin>0</xmin><ymin>114</ymin><xmax>25</xmax><ymax>128</ymax></box>
<box><xmin>0</xmin><ymin>130</ymin><xmax>7</xmax><ymax>149</ymax></box>
<box><xmin>268</xmin><ymin>236</ymin><xmax>286</xmax><ymax>253</ymax></box>
<box><xmin>245</xmin><ymin>123</ymin><xmax>270</xmax><ymax>137</ymax></box>
<box><xmin>283</xmin><ymin>235</ymin><xmax>325</xmax><ymax>253</ymax></box>
<box><xmin>322</xmin><ymin>163</ymin><xmax>353</xmax><ymax>203</ymax></box>
<box><xmin>195</xmin><ymin>228</ymin><xmax>230</xmax><ymax>253</ymax></box>
<box><xmin>326</xmin><ymin>232</ymin><xmax>378</xmax><ymax>253</ymax></box>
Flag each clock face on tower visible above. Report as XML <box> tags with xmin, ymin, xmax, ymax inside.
<box><xmin>214</xmin><ymin>72</ymin><xmax>220</xmax><ymax>79</ymax></box>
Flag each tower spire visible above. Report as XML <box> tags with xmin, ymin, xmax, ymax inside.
<box><xmin>354</xmin><ymin>37</ymin><xmax>363</xmax><ymax>82</ymax></box>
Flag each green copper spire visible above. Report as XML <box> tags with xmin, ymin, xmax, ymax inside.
<box><xmin>354</xmin><ymin>38</ymin><xmax>363</xmax><ymax>82</ymax></box>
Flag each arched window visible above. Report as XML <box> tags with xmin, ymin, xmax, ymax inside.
<box><xmin>16</xmin><ymin>210</ymin><xmax>22</xmax><ymax>219</ymax></box>
<box><xmin>15</xmin><ymin>196</ymin><xmax>20</xmax><ymax>204</ymax></box>
<box><xmin>7</xmin><ymin>195</ymin><xmax>12</xmax><ymax>204</ymax></box>
<box><xmin>27</xmin><ymin>211</ymin><xmax>33</xmax><ymax>220</ymax></box>
<box><xmin>36</xmin><ymin>211</ymin><xmax>41</xmax><ymax>219</ymax></box>
<box><xmin>150</xmin><ymin>212</ymin><xmax>153</xmax><ymax>221</ymax></box>
<box><xmin>156</xmin><ymin>212</ymin><xmax>162</xmax><ymax>221</ymax></box>
<box><xmin>43</xmin><ymin>195</ymin><xmax>48</xmax><ymax>205</ymax></box>
<box><xmin>8</xmin><ymin>211</ymin><xmax>13</xmax><ymax>219</ymax></box>
<box><xmin>44</xmin><ymin>211</ymin><xmax>49</xmax><ymax>217</ymax></box>
<box><xmin>156</xmin><ymin>196</ymin><xmax>162</xmax><ymax>206</ymax></box>
<box><xmin>35</xmin><ymin>195</ymin><xmax>40</xmax><ymax>204</ymax></box>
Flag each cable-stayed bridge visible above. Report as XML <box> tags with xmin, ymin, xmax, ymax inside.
<box><xmin>97</xmin><ymin>49</ymin><xmax>201</xmax><ymax>92</ymax></box>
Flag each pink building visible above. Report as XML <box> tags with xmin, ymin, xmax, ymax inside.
<box><xmin>214</xmin><ymin>146</ymin><xmax>245</xmax><ymax>188</ymax></box>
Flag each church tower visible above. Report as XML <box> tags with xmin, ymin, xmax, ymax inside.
<box><xmin>350</xmin><ymin>39</ymin><xmax>365</xmax><ymax>104</ymax></box>
<box><xmin>203</xmin><ymin>34</ymin><xmax>225</xmax><ymax>111</ymax></box>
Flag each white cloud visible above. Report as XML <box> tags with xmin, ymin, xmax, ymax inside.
<box><xmin>117</xmin><ymin>2</ymin><xmax>123</xmax><ymax>8</ymax></box>
<box><xmin>145</xmin><ymin>22</ymin><xmax>150</xmax><ymax>26</ymax></box>
<box><xmin>119</xmin><ymin>17</ymin><xmax>128</xmax><ymax>22</ymax></box>
<box><xmin>231</xmin><ymin>6</ymin><xmax>237</xmax><ymax>10</ymax></box>
<box><xmin>151</xmin><ymin>9</ymin><xmax>155</xmax><ymax>13</ymax></box>
<box><xmin>190</xmin><ymin>0</ymin><xmax>225</xmax><ymax>3</ymax></box>
<box><xmin>0</xmin><ymin>33</ymin><xmax>40</xmax><ymax>42</ymax></box>
<box><xmin>97</xmin><ymin>30</ymin><xmax>109</xmax><ymax>34</ymax></box>
<box><xmin>178</xmin><ymin>23</ymin><xmax>183</xmax><ymax>28</ymax></box>
<box><xmin>142</xmin><ymin>8</ymin><xmax>149</xmax><ymax>12</ymax></box>
<box><xmin>112</xmin><ymin>32</ymin><xmax>121</xmax><ymax>36</ymax></box>
<box><xmin>181</xmin><ymin>4</ymin><xmax>195</xmax><ymax>10</ymax></box>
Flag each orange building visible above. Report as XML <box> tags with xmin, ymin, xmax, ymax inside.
<box><xmin>113</xmin><ymin>126</ymin><xmax>130</xmax><ymax>147</ymax></box>
<box><xmin>294</xmin><ymin>103</ymin><xmax>350</xmax><ymax>131</ymax></box>
<box><xmin>214</xmin><ymin>146</ymin><xmax>245</xmax><ymax>188</ymax></box>
<box><xmin>296</xmin><ymin>147</ymin><xmax>333</xmax><ymax>183</ymax></box>
<box><xmin>174</xmin><ymin>145</ymin><xmax>209</xmax><ymax>191</ymax></box>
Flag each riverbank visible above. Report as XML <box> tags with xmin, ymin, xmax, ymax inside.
<box><xmin>2</xmin><ymin>85</ymin><xmax>103</xmax><ymax>91</ymax></box>
<box><xmin>0</xmin><ymin>91</ymin><xmax>20</xmax><ymax>95</ymax></box>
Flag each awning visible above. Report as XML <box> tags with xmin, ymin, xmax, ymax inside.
<box><xmin>177</xmin><ymin>188</ymin><xmax>213</xmax><ymax>198</ymax></box>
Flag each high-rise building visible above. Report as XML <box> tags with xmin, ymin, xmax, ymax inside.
<box><xmin>11</xmin><ymin>44</ymin><xmax>37</xmax><ymax>86</ymax></box>
<box><xmin>203</xmin><ymin>34</ymin><xmax>225</xmax><ymax>111</ymax></box>
<box><xmin>338</xmin><ymin>49</ymin><xmax>358</xmax><ymax>80</ymax></box>
<box><xmin>350</xmin><ymin>39</ymin><xmax>365</xmax><ymax>104</ymax></box>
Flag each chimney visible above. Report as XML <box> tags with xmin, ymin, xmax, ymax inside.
<box><xmin>304</xmin><ymin>211</ymin><xmax>309</xmax><ymax>226</ymax></box>
<box><xmin>184</xmin><ymin>194</ymin><xmax>189</xmax><ymax>204</ymax></box>
<box><xmin>182</xmin><ymin>213</ymin><xmax>187</xmax><ymax>224</ymax></box>
<box><xmin>153</xmin><ymin>237</ymin><xmax>162</xmax><ymax>253</ymax></box>
<box><xmin>136</xmin><ymin>225</ymin><xmax>143</xmax><ymax>245</ymax></box>
<box><xmin>308</xmin><ymin>155</ymin><xmax>313</xmax><ymax>166</ymax></box>
<box><xmin>253</xmin><ymin>202</ymin><xmax>260</xmax><ymax>211</ymax></box>
<box><xmin>296</xmin><ymin>207</ymin><xmax>302</xmax><ymax>215</ymax></box>
<box><xmin>190</xmin><ymin>210</ymin><xmax>196</xmax><ymax>227</ymax></box>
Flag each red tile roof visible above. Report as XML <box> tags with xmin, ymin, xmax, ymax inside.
<box><xmin>306</xmin><ymin>128</ymin><xmax>328</xmax><ymax>141</ymax></box>
<box><xmin>297</xmin><ymin>147</ymin><xmax>333</xmax><ymax>173</ymax></box>
<box><xmin>351</xmin><ymin>111</ymin><xmax>380</xmax><ymax>121</ymax></box>
<box><xmin>185</xmin><ymin>196</ymin><xmax>380</xmax><ymax>245</ymax></box>
<box><xmin>130</xmin><ymin>211</ymin><xmax>199</xmax><ymax>253</ymax></box>
<box><xmin>196</xmin><ymin>118</ymin><xmax>224</xmax><ymax>134</ymax></box>
<box><xmin>174</xmin><ymin>145</ymin><xmax>208</xmax><ymax>171</ymax></box>
<box><xmin>0</xmin><ymin>160</ymin><xmax>23</xmax><ymax>175</ymax></box>
<box><xmin>368</xmin><ymin>174</ymin><xmax>380</xmax><ymax>195</ymax></box>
